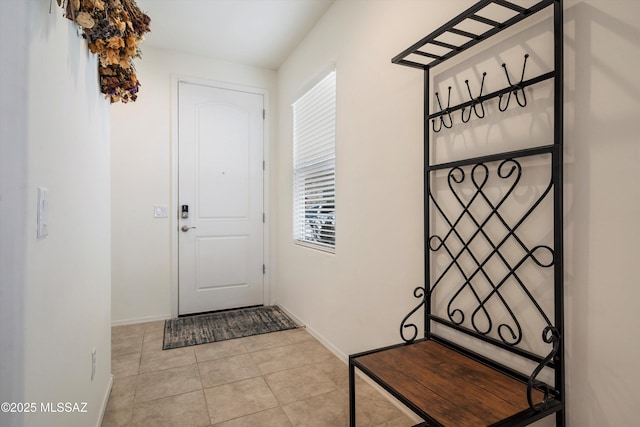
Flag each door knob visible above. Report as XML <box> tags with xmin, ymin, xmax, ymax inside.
<box><xmin>181</xmin><ymin>225</ymin><xmax>197</xmax><ymax>232</ymax></box>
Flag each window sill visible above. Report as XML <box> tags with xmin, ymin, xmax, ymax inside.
<box><xmin>293</xmin><ymin>240</ymin><xmax>335</xmax><ymax>254</ymax></box>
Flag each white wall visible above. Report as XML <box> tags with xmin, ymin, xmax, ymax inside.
<box><xmin>0</xmin><ymin>2</ymin><xmax>112</xmax><ymax>427</ymax></box>
<box><xmin>110</xmin><ymin>47</ymin><xmax>277</xmax><ymax>324</ymax></box>
<box><xmin>276</xmin><ymin>0</ymin><xmax>450</xmax><ymax>362</ymax></box>
<box><xmin>275</xmin><ymin>0</ymin><xmax>640</xmax><ymax>426</ymax></box>
<box><xmin>563</xmin><ymin>1</ymin><xmax>640</xmax><ymax>425</ymax></box>
<box><xmin>0</xmin><ymin>4</ymin><xmax>28</xmax><ymax>426</ymax></box>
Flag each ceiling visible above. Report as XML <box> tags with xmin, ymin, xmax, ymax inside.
<box><xmin>135</xmin><ymin>0</ymin><xmax>335</xmax><ymax>70</ymax></box>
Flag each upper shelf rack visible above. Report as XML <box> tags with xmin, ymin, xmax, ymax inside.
<box><xmin>392</xmin><ymin>0</ymin><xmax>554</xmax><ymax>70</ymax></box>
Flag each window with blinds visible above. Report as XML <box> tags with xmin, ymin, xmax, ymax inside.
<box><xmin>292</xmin><ymin>70</ymin><xmax>336</xmax><ymax>252</ymax></box>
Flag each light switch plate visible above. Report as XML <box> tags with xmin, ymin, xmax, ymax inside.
<box><xmin>37</xmin><ymin>187</ymin><xmax>49</xmax><ymax>239</ymax></box>
<box><xmin>154</xmin><ymin>205</ymin><xmax>169</xmax><ymax>218</ymax></box>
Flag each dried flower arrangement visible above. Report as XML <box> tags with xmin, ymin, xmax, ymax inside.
<box><xmin>56</xmin><ymin>0</ymin><xmax>151</xmax><ymax>103</ymax></box>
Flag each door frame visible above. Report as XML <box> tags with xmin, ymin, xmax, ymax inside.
<box><xmin>170</xmin><ymin>75</ymin><xmax>270</xmax><ymax>318</ymax></box>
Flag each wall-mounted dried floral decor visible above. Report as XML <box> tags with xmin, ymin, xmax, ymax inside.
<box><xmin>57</xmin><ymin>0</ymin><xmax>151</xmax><ymax>103</ymax></box>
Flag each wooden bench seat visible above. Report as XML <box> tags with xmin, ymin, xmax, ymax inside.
<box><xmin>350</xmin><ymin>340</ymin><xmax>558</xmax><ymax>427</ymax></box>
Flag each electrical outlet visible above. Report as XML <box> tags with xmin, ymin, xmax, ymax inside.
<box><xmin>91</xmin><ymin>347</ymin><xmax>96</xmax><ymax>381</ymax></box>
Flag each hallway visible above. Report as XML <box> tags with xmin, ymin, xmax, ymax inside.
<box><xmin>103</xmin><ymin>321</ymin><xmax>414</xmax><ymax>426</ymax></box>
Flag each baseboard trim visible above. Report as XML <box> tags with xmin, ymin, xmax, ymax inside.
<box><xmin>275</xmin><ymin>304</ymin><xmax>421</xmax><ymax>424</ymax></box>
<box><xmin>96</xmin><ymin>374</ymin><xmax>113</xmax><ymax>427</ymax></box>
<box><xmin>275</xmin><ymin>305</ymin><xmax>348</xmax><ymax>362</ymax></box>
<box><xmin>111</xmin><ymin>314</ymin><xmax>172</xmax><ymax>327</ymax></box>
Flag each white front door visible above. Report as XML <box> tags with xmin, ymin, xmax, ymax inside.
<box><xmin>178</xmin><ymin>81</ymin><xmax>264</xmax><ymax>315</ymax></box>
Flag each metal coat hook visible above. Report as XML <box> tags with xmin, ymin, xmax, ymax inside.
<box><xmin>498</xmin><ymin>54</ymin><xmax>529</xmax><ymax>112</ymax></box>
<box><xmin>461</xmin><ymin>72</ymin><xmax>487</xmax><ymax>123</ymax></box>
<box><xmin>432</xmin><ymin>86</ymin><xmax>453</xmax><ymax>132</ymax></box>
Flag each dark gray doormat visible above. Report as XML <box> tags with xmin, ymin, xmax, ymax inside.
<box><xmin>163</xmin><ymin>305</ymin><xmax>299</xmax><ymax>350</ymax></box>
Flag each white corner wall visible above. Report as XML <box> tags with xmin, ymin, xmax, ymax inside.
<box><xmin>110</xmin><ymin>47</ymin><xmax>277</xmax><ymax>324</ymax></box>
<box><xmin>275</xmin><ymin>1</ymin><xmax>640</xmax><ymax>426</ymax></box>
<box><xmin>276</xmin><ymin>0</ymin><xmax>452</xmax><ymax>361</ymax></box>
<box><xmin>1</xmin><ymin>2</ymin><xmax>112</xmax><ymax>427</ymax></box>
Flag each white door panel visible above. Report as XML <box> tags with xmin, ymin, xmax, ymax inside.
<box><xmin>178</xmin><ymin>82</ymin><xmax>264</xmax><ymax>315</ymax></box>
<box><xmin>196</xmin><ymin>103</ymin><xmax>249</xmax><ymax>219</ymax></box>
<box><xmin>196</xmin><ymin>236</ymin><xmax>248</xmax><ymax>288</ymax></box>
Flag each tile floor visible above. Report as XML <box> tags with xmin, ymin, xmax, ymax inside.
<box><xmin>102</xmin><ymin>320</ymin><xmax>416</xmax><ymax>427</ymax></box>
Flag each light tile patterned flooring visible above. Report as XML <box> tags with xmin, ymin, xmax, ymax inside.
<box><xmin>103</xmin><ymin>320</ymin><xmax>414</xmax><ymax>427</ymax></box>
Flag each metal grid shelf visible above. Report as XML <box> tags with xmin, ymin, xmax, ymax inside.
<box><xmin>392</xmin><ymin>0</ymin><xmax>554</xmax><ymax>70</ymax></box>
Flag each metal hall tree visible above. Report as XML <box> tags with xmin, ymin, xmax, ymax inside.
<box><xmin>349</xmin><ymin>1</ymin><xmax>565</xmax><ymax>426</ymax></box>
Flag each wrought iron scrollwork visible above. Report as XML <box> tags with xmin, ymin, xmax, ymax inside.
<box><xmin>399</xmin><ymin>286</ymin><xmax>427</xmax><ymax>342</ymax></box>
<box><xmin>527</xmin><ymin>326</ymin><xmax>560</xmax><ymax>411</ymax></box>
<box><xmin>428</xmin><ymin>157</ymin><xmax>555</xmax><ymax>347</ymax></box>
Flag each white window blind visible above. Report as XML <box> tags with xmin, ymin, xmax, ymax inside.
<box><xmin>293</xmin><ymin>70</ymin><xmax>336</xmax><ymax>251</ymax></box>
